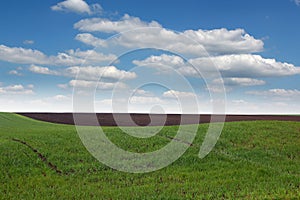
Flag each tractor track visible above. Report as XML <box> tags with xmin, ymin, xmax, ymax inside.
<box><xmin>12</xmin><ymin>138</ymin><xmax>62</xmax><ymax>175</ymax></box>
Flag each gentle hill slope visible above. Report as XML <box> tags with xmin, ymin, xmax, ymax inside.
<box><xmin>0</xmin><ymin>113</ymin><xmax>299</xmax><ymax>199</ymax></box>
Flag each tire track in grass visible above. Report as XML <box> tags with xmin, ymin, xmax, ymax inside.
<box><xmin>162</xmin><ymin>135</ymin><xmax>194</xmax><ymax>147</ymax></box>
<box><xmin>0</xmin><ymin>114</ymin><xmax>13</xmax><ymax>122</ymax></box>
<box><xmin>12</xmin><ymin>138</ymin><xmax>62</xmax><ymax>175</ymax></box>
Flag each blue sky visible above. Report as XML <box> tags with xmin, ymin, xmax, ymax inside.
<box><xmin>0</xmin><ymin>0</ymin><xmax>300</xmax><ymax>113</ymax></box>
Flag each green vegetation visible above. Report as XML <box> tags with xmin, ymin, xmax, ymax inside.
<box><xmin>0</xmin><ymin>113</ymin><xmax>299</xmax><ymax>199</ymax></box>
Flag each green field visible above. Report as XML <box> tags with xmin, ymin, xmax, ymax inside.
<box><xmin>0</xmin><ymin>113</ymin><xmax>299</xmax><ymax>199</ymax></box>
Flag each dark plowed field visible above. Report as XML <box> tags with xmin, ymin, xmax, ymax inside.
<box><xmin>17</xmin><ymin>113</ymin><xmax>300</xmax><ymax>126</ymax></box>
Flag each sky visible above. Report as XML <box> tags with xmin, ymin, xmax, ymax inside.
<box><xmin>0</xmin><ymin>0</ymin><xmax>300</xmax><ymax>114</ymax></box>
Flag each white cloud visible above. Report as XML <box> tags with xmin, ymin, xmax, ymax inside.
<box><xmin>8</xmin><ymin>70</ymin><xmax>22</xmax><ymax>76</ymax></box>
<box><xmin>23</xmin><ymin>40</ymin><xmax>34</xmax><ymax>45</ymax></box>
<box><xmin>56</xmin><ymin>49</ymin><xmax>116</xmax><ymax>65</ymax></box>
<box><xmin>133</xmin><ymin>89</ymin><xmax>154</xmax><ymax>97</ymax></box>
<box><xmin>65</xmin><ymin>66</ymin><xmax>137</xmax><ymax>80</ymax></box>
<box><xmin>74</xmin><ymin>15</ymin><xmax>263</xmax><ymax>56</ymax></box>
<box><xmin>213</xmin><ymin>78</ymin><xmax>266</xmax><ymax>86</ymax></box>
<box><xmin>66</xmin><ymin>49</ymin><xmax>117</xmax><ymax>63</ymax></box>
<box><xmin>29</xmin><ymin>65</ymin><xmax>136</xmax><ymax>82</ymax></box>
<box><xmin>185</xmin><ymin>28</ymin><xmax>263</xmax><ymax>55</ymax></box>
<box><xmin>54</xmin><ymin>52</ymin><xmax>84</xmax><ymax>66</ymax></box>
<box><xmin>69</xmin><ymin>79</ymin><xmax>127</xmax><ymax>90</ymax></box>
<box><xmin>53</xmin><ymin>94</ymin><xmax>69</xmax><ymax>101</ymax></box>
<box><xmin>190</xmin><ymin>54</ymin><xmax>300</xmax><ymax>77</ymax></box>
<box><xmin>133</xmin><ymin>54</ymin><xmax>187</xmax><ymax>74</ymax></box>
<box><xmin>134</xmin><ymin>54</ymin><xmax>300</xmax><ymax>78</ymax></box>
<box><xmin>75</xmin><ymin>33</ymin><xmax>106</xmax><ymax>47</ymax></box>
<box><xmin>128</xmin><ymin>89</ymin><xmax>165</xmax><ymax>105</ymax></box>
<box><xmin>247</xmin><ymin>89</ymin><xmax>300</xmax><ymax>97</ymax></box>
<box><xmin>51</xmin><ymin>0</ymin><xmax>102</xmax><ymax>15</ymax></box>
<box><xmin>6</xmin><ymin>85</ymin><xmax>24</xmax><ymax>91</ymax></box>
<box><xmin>74</xmin><ymin>14</ymin><xmax>161</xmax><ymax>33</ymax></box>
<box><xmin>0</xmin><ymin>44</ymin><xmax>49</xmax><ymax>65</ymax></box>
<box><xmin>205</xmin><ymin>85</ymin><xmax>228</xmax><ymax>93</ymax></box>
<box><xmin>29</xmin><ymin>65</ymin><xmax>59</xmax><ymax>75</ymax></box>
<box><xmin>294</xmin><ymin>0</ymin><xmax>300</xmax><ymax>6</ymax></box>
<box><xmin>163</xmin><ymin>90</ymin><xmax>197</xmax><ymax>99</ymax></box>
<box><xmin>206</xmin><ymin>77</ymin><xmax>264</xmax><ymax>94</ymax></box>
<box><xmin>39</xmin><ymin>94</ymin><xmax>70</xmax><ymax>103</ymax></box>
<box><xmin>117</xmin><ymin>28</ymin><xmax>263</xmax><ymax>56</ymax></box>
<box><xmin>0</xmin><ymin>84</ymin><xmax>34</xmax><ymax>95</ymax></box>
<box><xmin>0</xmin><ymin>45</ymin><xmax>116</xmax><ymax>66</ymax></box>
<box><xmin>129</xmin><ymin>96</ymin><xmax>163</xmax><ymax>104</ymax></box>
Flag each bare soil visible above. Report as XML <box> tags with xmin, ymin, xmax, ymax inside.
<box><xmin>17</xmin><ymin>113</ymin><xmax>300</xmax><ymax>126</ymax></box>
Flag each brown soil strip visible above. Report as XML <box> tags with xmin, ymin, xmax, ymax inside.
<box><xmin>12</xmin><ymin>138</ymin><xmax>62</xmax><ymax>175</ymax></box>
<box><xmin>17</xmin><ymin>113</ymin><xmax>300</xmax><ymax>126</ymax></box>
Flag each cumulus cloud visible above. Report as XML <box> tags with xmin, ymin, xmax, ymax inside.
<box><xmin>128</xmin><ymin>89</ymin><xmax>164</xmax><ymax>105</ymax></box>
<box><xmin>29</xmin><ymin>65</ymin><xmax>59</xmax><ymax>75</ymax></box>
<box><xmin>213</xmin><ymin>78</ymin><xmax>266</xmax><ymax>86</ymax></box>
<box><xmin>0</xmin><ymin>44</ymin><xmax>49</xmax><ymax>65</ymax></box>
<box><xmin>0</xmin><ymin>84</ymin><xmax>34</xmax><ymax>95</ymax></box>
<box><xmin>74</xmin><ymin>15</ymin><xmax>264</xmax><ymax>56</ymax></box>
<box><xmin>53</xmin><ymin>49</ymin><xmax>116</xmax><ymax>66</ymax></box>
<box><xmin>8</xmin><ymin>70</ymin><xmax>22</xmax><ymax>76</ymax></box>
<box><xmin>75</xmin><ymin>33</ymin><xmax>106</xmax><ymax>47</ymax></box>
<box><xmin>69</xmin><ymin>79</ymin><xmax>127</xmax><ymax>90</ymax></box>
<box><xmin>163</xmin><ymin>90</ymin><xmax>197</xmax><ymax>98</ymax></box>
<box><xmin>74</xmin><ymin>14</ymin><xmax>161</xmax><ymax>33</ymax></box>
<box><xmin>247</xmin><ymin>89</ymin><xmax>300</xmax><ymax>97</ymax></box>
<box><xmin>132</xmin><ymin>89</ymin><xmax>154</xmax><ymax>97</ymax></box>
<box><xmin>207</xmin><ymin>77</ymin><xmax>265</xmax><ymax>93</ymax></box>
<box><xmin>133</xmin><ymin>54</ymin><xmax>300</xmax><ymax>78</ymax></box>
<box><xmin>65</xmin><ymin>66</ymin><xmax>137</xmax><ymax>80</ymax></box>
<box><xmin>133</xmin><ymin>54</ymin><xmax>187</xmax><ymax>73</ymax></box>
<box><xmin>51</xmin><ymin>0</ymin><xmax>102</xmax><ymax>15</ymax></box>
<box><xmin>129</xmin><ymin>96</ymin><xmax>163</xmax><ymax>104</ymax></box>
<box><xmin>0</xmin><ymin>45</ymin><xmax>116</xmax><ymax>66</ymax></box>
<box><xmin>132</xmin><ymin>54</ymin><xmax>183</xmax><ymax>74</ymax></box>
<box><xmin>29</xmin><ymin>65</ymin><xmax>136</xmax><ymax>81</ymax></box>
<box><xmin>53</xmin><ymin>94</ymin><xmax>69</xmax><ymax>101</ymax></box>
<box><xmin>190</xmin><ymin>54</ymin><xmax>300</xmax><ymax>77</ymax></box>
<box><xmin>66</xmin><ymin>49</ymin><xmax>117</xmax><ymax>63</ymax></box>
<box><xmin>184</xmin><ymin>28</ymin><xmax>263</xmax><ymax>55</ymax></box>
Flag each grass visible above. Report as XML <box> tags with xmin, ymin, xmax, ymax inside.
<box><xmin>0</xmin><ymin>112</ymin><xmax>299</xmax><ymax>199</ymax></box>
